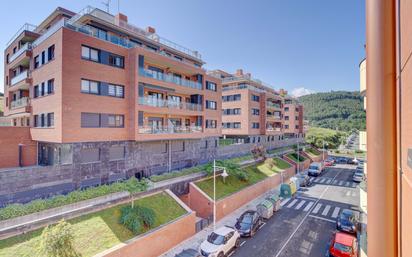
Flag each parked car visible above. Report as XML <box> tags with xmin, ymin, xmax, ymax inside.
<box><xmin>336</xmin><ymin>209</ymin><xmax>360</xmax><ymax>234</ymax></box>
<box><xmin>352</xmin><ymin>170</ymin><xmax>364</xmax><ymax>183</ymax></box>
<box><xmin>329</xmin><ymin>232</ymin><xmax>358</xmax><ymax>257</ymax></box>
<box><xmin>200</xmin><ymin>226</ymin><xmax>241</xmax><ymax>257</ymax></box>
<box><xmin>336</xmin><ymin>157</ymin><xmax>348</xmax><ymax>164</ymax></box>
<box><xmin>235</xmin><ymin>210</ymin><xmax>262</xmax><ymax>237</ymax></box>
<box><xmin>308</xmin><ymin>162</ymin><xmax>324</xmax><ymax>176</ymax></box>
<box><xmin>296</xmin><ymin>173</ymin><xmax>311</xmax><ymax>187</ymax></box>
<box><xmin>175</xmin><ymin>249</ymin><xmax>202</xmax><ymax>257</ymax></box>
<box><xmin>324</xmin><ymin>159</ymin><xmax>334</xmax><ymax>167</ymax></box>
<box><xmin>347</xmin><ymin>158</ymin><xmax>358</xmax><ymax>165</ymax></box>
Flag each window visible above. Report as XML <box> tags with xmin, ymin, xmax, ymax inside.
<box><xmin>222</xmin><ymin>94</ymin><xmax>241</xmax><ymax>102</ymax></box>
<box><xmin>47</xmin><ymin>79</ymin><xmax>54</xmax><ymax>94</ymax></box>
<box><xmin>47</xmin><ymin>45</ymin><xmax>55</xmax><ymax>61</ymax></box>
<box><xmin>108</xmin><ymin>84</ymin><xmax>124</xmax><ymax>97</ymax></box>
<box><xmin>284</xmin><ymin>107</ymin><xmax>289</xmax><ymax>112</ymax></box>
<box><xmin>285</xmin><ymin>125</ymin><xmax>289</xmax><ymax>129</ymax></box>
<box><xmin>252</xmin><ymin>108</ymin><xmax>260</xmax><ymax>115</ymax></box>
<box><xmin>81</xmin><ymin>45</ymin><xmax>100</xmax><ymax>62</ymax></box>
<box><xmin>295</xmin><ymin>116</ymin><xmax>299</xmax><ymax>120</ymax></box>
<box><xmin>81</xmin><ymin>79</ymin><xmax>99</xmax><ymax>94</ymax></box>
<box><xmin>81</xmin><ymin>113</ymin><xmax>124</xmax><ymax>128</ymax></box>
<box><xmin>223</xmin><ymin>108</ymin><xmax>241</xmax><ymax>115</ymax></box>
<box><xmin>41</xmin><ymin>51</ymin><xmax>45</xmax><ymax>64</ymax></box>
<box><xmin>47</xmin><ymin>113</ymin><xmax>54</xmax><ymax>127</ymax></box>
<box><xmin>251</xmin><ymin>94</ymin><xmax>260</xmax><ymax>102</ymax></box>
<box><xmin>206</xmin><ymin>100</ymin><xmax>217</xmax><ymax>110</ymax></box>
<box><xmin>59</xmin><ymin>145</ymin><xmax>73</xmax><ymax>165</ymax></box>
<box><xmin>108</xmin><ymin>54</ymin><xmax>124</xmax><ymax>68</ymax></box>
<box><xmin>34</xmin><ymin>55</ymin><xmax>40</xmax><ymax>68</ymax></box>
<box><xmin>285</xmin><ymin>116</ymin><xmax>289</xmax><ymax>120</ymax></box>
<box><xmin>109</xmin><ymin>146</ymin><xmax>125</xmax><ymax>160</ymax></box>
<box><xmin>206</xmin><ymin>81</ymin><xmax>217</xmax><ymax>91</ymax></box>
<box><xmin>295</xmin><ymin>125</ymin><xmax>299</xmax><ymax>129</ymax></box>
<box><xmin>34</xmin><ymin>113</ymin><xmax>54</xmax><ymax>127</ymax></box>
<box><xmin>6</xmin><ymin>54</ymin><xmax>9</xmax><ymax>64</ymax></box>
<box><xmin>80</xmin><ymin>148</ymin><xmax>100</xmax><ymax>163</ymax></box>
<box><xmin>252</xmin><ymin>122</ymin><xmax>260</xmax><ymax>129</ymax></box>
<box><xmin>223</xmin><ymin>122</ymin><xmax>241</xmax><ymax>129</ymax></box>
<box><xmin>206</xmin><ymin>120</ymin><xmax>217</xmax><ymax>128</ymax></box>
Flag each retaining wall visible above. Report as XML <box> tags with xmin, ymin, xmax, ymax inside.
<box><xmin>283</xmin><ymin>153</ymin><xmax>311</xmax><ymax>172</ymax></box>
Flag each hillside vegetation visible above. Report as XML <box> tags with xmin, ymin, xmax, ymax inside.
<box><xmin>305</xmin><ymin>127</ymin><xmax>347</xmax><ymax>149</ymax></box>
<box><xmin>299</xmin><ymin>91</ymin><xmax>365</xmax><ymax>132</ymax></box>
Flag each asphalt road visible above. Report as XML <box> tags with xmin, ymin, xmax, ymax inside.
<box><xmin>231</xmin><ymin>164</ymin><xmax>360</xmax><ymax>257</ymax></box>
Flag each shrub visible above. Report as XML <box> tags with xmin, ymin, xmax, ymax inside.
<box><xmin>0</xmin><ymin>177</ymin><xmax>148</xmax><ymax>221</ymax></box>
<box><xmin>38</xmin><ymin>219</ymin><xmax>81</xmax><ymax>257</ymax></box>
<box><xmin>119</xmin><ymin>205</ymin><xmax>156</xmax><ymax>234</ymax></box>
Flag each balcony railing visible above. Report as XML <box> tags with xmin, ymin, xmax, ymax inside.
<box><xmin>9</xmin><ymin>43</ymin><xmax>32</xmax><ymax>63</ymax></box>
<box><xmin>10</xmin><ymin>70</ymin><xmax>29</xmax><ymax>86</ymax></box>
<box><xmin>266</xmin><ymin>102</ymin><xmax>282</xmax><ymax>109</ymax></box>
<box><xmin>138</xmin><ymin>126</ymin><xmax>203</xmax><ymax>134</ymax></box>
<box><xmin>7</xmin><ymin>23</ymin><xmax>37</xmax><ymax>46</ymax></box>
<box><xmin>266</xmin><ymin>127</ymin><xmax>282</xmax><ymax>132</ymax></box>
<box><xmin>222</xmin><ymin>84</ymin><xmax>265</xmax><ymax>93</ymax></box>
<box><xmin>10</xmin><ymin>97</ymin><xmax>29</xmax><ymax>109</ymax></box>
<box><xmin>139</xmin><ymin>68</ymin><xmax>203</xmax><ymax>90</ymax></box>
<box><xmin>138</xmin><ymin>97</ymin><xmax>202</xmax><ymax>111</ymax></box>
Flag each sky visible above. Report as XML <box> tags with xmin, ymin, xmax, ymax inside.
<box><xmin>0</xmin><ymin>0</ymin><xmax>365</xmax><ymax>95</ymax></box>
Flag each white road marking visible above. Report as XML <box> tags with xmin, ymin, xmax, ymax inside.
<box><xmin>322</xmin><ymin>205</ymin><xmax>331</xmax><ymax>216</ymax></box>
<box><xmin>287</xmin><ymin>199</ymin><xmax>298</xmax><ymax>208</ymax></box>
<box><xmin>312</xmin><ymin>203</ymin><xmax>322</xmax><ymax>214</ymax></box>
<box><xmin>280</xmin><ymin>198</ymin><xmax>291</xmax><ymax>207</ymax></box>
<box><xmin>240</xmin><ymin>241</ymin><xmax>246</xmax><ymax>247</ymax></box>
<box><xmin>297</xmin><ymin>196</ymin><xmax>315</xmax><ymax>201</ymax></box>
<box><xmin>228</xmin><ymin>251</ymin><xmax>235</xmax><ymax>257</ymax></box>
<box><xmin>309</xmin><ymin>177</ymin><xmax>315</xmax><ymax>182</ymax></box>
<box><xmin>351</xmin><ymin>182</ymin><xmax>356</xmax><ymax>187</ymax></box>
<box><xmin>274</xmin><ymin>170</ymin><xmax>344</xmax><ymax>257</ymax></box>
<box><xmin>320</xmin><ymin>178</ymin><xmax>326</xmax><ymax>183</ymax></box>
<box><xmin>295</xmin><ymin>200</ymin><xmax>306</xmax><ymax>210</ymax></box>
<box><xmin>259</xmin><ymin>222</ymin><xmax>266</xmax><ymax>229</ymax></box>
<box><xmin>333</xmin><ymin>180</ymin><xmax>339</xmax><ymax>185</ymax></box>
<box><xmin>303</xmin><ymin>202</ymin><xmax>314</xmax><ymax>212</ymax></box>
<box><xmin>325</xmin><ymin>179</ymin><xmax>331</xmax><ymax>184</ymax></box>
<box><xmin>338</xmin><ymin>181</ymin><xmax>344</xmax><ymax>186</ymax></box>
<box><xmin>309</xmin><ymin>215</ymin><xmax>336</xmax><ymax>223</ymax></box>
<box><xmin>331</xmin><ymin>207</ymin><xmax>340</xmax><ymax>218</ymax></box>
<box><xmin>315</xmin><ymin>178</ymin><xmax>321</xmax><ymax>182</ymax></box>
<box><xmin>345</xmin><ymin>182</ymin><xmax>350</xmax><ymax>187</ymax></box>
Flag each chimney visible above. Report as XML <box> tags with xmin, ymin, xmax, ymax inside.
<box><xmin>146</xmin><ymin>26</ymin><xmax>156</xmax><ymax>34</ymax></box>
<box><xmin>235</xmin><ymin>69</ymin><xmax>243</xmax><ymax>76</ymax></box>
<box><xmin>115</xmin><ymin>13</ymin><xmax>128</xmax><ymax>26</ymax></box>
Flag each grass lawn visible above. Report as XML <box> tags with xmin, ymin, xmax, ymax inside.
<box><xmin>219</xmin><ymin>138</ymin><xmax>235</xmax><ymax>146</ymax></box>
<box><xmin>330</xmin><ymin>150</ymin><xmax>366</xmax><ymax>159</ymax></box>
<box><xmin>286</xmin><ymin>152</ymin><xmax>307</xmax><ymax>162</ymax></box>
<box><xmin>195</xmin><ymin>165</ymin><xmax>268</xmax><ymax>200</ymax></box>
<box><xmin>272</xmin><ymin>158</ymin><xmax>292</xmax><ymax>172</ymax></box>
<box><xmin>305</xmin><ymin>147</ymin><xmax>321</xmax><ymax>158</ymax></box>
<box><xmin>267</xmin><ymin>145</ymin><xmax>294</xmax><ymax>154</ymax></box>
<box><xmin>0</xmin><ymin>192</ymin><xmax>186</xmax><ymax>257</ymax></box>
<box><xmin>150</xmin><ymin>165</ymin><xmax>205</xmax><ymax>182</ymax></box>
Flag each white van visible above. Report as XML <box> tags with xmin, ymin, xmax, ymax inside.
<box><xmin>307</xmin><ymin>162</ymin><xmax>324</xmax><ymax>177</ymax></box>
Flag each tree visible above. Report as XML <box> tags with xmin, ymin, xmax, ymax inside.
<box><xmin>38</xmin><ymin>219</ymin><xmax>81</xmax><ymax>257</ymax></box>
<box><xmin>251</xmin><ymin>144</ymin><xmax>266</xmax><ymax>161</ymax></box>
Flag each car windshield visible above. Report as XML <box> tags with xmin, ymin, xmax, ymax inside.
<box><xmin>309</xmin><ymin>165</ymin><xmax>319</xmax><ymax>170</ymax></box>
<box><xmin>334</xmin><ymin>242</ymin><xmax>352</xmax><ymax>253</ymax></box>
<box><xmin>207</xmin><ymin>232</ymin><xmax>225</xmax><ymax>245</ymax></box>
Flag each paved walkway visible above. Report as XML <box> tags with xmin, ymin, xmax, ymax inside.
<box><xmin>160</xmin><ymin>185</ymin><xmax>283</xmax><ymax>257</ymax></box>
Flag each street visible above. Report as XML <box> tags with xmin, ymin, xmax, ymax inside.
<box><xmin>231</xmin><ymin>164</ymin><xmax>359</xmax><ymax>257</ymax></box>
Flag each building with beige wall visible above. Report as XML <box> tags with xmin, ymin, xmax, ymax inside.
<box><xmin>283</xmin><ymin>96</ymin><xmax>304</xmax><ymax>137</ymax></box>
<box><xmin>3</xmin><ymin>6</ymin><xmax>221</xmax><ymax>177</ymax></box>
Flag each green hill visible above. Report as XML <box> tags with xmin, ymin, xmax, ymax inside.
<box><xmin>299</xmin><ymin>91</ymin><xmax>365</xmax><ymax>132</ymax></box>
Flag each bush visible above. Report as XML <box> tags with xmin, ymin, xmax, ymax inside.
<box><xmin>0</xmin><ymin>177</ymin><xmax>148</xmax><ymax>221</ymax></box>
<box><xmin>119</xmin><ymin>205</ymin><xmax>156</xmax><ymax>234</ymax></box>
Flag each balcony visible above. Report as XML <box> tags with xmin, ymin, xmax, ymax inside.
<box><xmin>266</xmin><ymin>102</ymin><xmax>282</xmax><ymax>109</ymax></box>
<box><xmin>9</xmin><ymin>43</ymin><xmax>32</xmax><ymax>64</ymax></box>
<box><xmin>266</xmin><ymin>127</ymin><xmax>282</xmax><ymax>132</ymax></box>
<box><xmin>10</xmin><ymin>97</ymin><xmax>29</xmax><ymax>110</ymax></box>
<box><xmin>7</xmin><ymin>23</ymin><xmax>37</xmax><ymax>47</ymax></box>
<box><xmin>10</xmin><ymin>70</ymin><xmax>30</xmax><ymax>87</ymax></box>
<box><xmin>139</xmin><ymin>68</ymin><xmax>202</xmax><ymax>90</ymax></box>
<box><xmin>138</xmin><ymin>125</ymin><xmax>203</xmax><ymax>134</ymax></box>
<box><xmin>138</xmin><ymin>97</ymin><xmax>202</xmax><ymax>111</ymax></box>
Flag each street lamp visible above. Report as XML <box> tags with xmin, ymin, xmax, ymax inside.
<box><xmin>213</xmin><ymin>159</ymin><xmax>228</xmax><ymax>231</ymax></box>
<box><xmin>297</xmin><ymin>141</ymin><xmax>300</xmax><ymax>174</ymax></box>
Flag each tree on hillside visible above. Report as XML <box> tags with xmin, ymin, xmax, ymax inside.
<box><xmin>38</xmin><ymin>219</ymin><xmax>81</xmax><ymax>257</ymax></box>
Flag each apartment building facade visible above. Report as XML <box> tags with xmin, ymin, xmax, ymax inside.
<box><xmin>3</xmin><ymin>6</ymin><xmax>222</xmax><ymax>183</ymax></box>
<box><xmin>209</xmin><ymin>69</ymin><xmax>303</xmax><ymax>143</ymax></box>
<box><xmin>283</xmin><ymin>96</ymin><xmax>304</xmax><ymax>137</ymax></box>
<box><xmin>359</xmin><ymin>59</ymin><xmax>367</xmax><ymax>152</ymax></box>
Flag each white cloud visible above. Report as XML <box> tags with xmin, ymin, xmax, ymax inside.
<box><xmin>290</xmin><ymin>87</ymin><xmax>315</xmax><ymax>97</ymax></box>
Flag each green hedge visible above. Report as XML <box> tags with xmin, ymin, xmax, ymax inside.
<box><xmin>150</xmin><ymin>165</ymin><xmax>207</xmax><ymax>182</ymax></box>
<box><xmin>0</xmin><ymin>177</ymin><xmax>148</xmax><ymax>221</ymax></box>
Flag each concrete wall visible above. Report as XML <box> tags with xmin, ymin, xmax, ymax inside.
<box><xmin>0</xmin><ymin>127</ymin><xmax>36</xmax><ymax>168</ymax></box>
<box><xmin>180</xmin><ymin>183</ymin><xmax>213</xmax><ymax>219</ymax></box>
<box><xmin>283</xmin><ymin>153</ymin><xmax>311</xmax><ymax>172</ymax></box>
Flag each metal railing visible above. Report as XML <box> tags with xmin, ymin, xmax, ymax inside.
<box><xmin>33</xmin><ymin>19</ymin><xmax>65</xmax><ymax>47</ymax></box>
<box><xmin>138</xmin><ymin>97</ymin><xmax>202</xmax><ymax>111</ymax></box>
<box><xmin>9</xmin><ymin>43</ymin><xmax>32</xmax><ymax>63</ymax></box>
<box><xmin>266</xmin><ymin>102</ymin><xmax>282</xmax><ymax>109</ymax></box>
<box><xmin>10</xmin><ymin>97</ymin><xmax>29</xmax><ymax>109</ymax></box>
<box><xmin>10</xmin><ymin>70</ymin><xmax>29</xmax><ymax>86</ymax></box>
<box><xmin>222</xmin><ymin>76</ymin><xmax>278</xmax><ymax>94</ymax></box>
<box><xmin>139</xmin><ymin>68</ymin><xmax>202</xmax><ymax>90</ymax></box>
<box><xmin>138</xmin><ymin>126</ymin><xmax>203</xmax><ymax>134</ymax></box>
<box><xmin>222</xmin><ymin>84</ymin><xmax>265</xmax><ymax>93</ymax></box>
<box><xmin>6</xmin><ymin>23</ymin><xmax>37</xmax><ymax>46</ymax></box>
<box><xmin>266</xmin><ymin>127</ymin><xmax>282</xmax><ymax>132</ymax></box>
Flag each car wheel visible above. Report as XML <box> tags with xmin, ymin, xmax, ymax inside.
<box><xmin>217</xmin><ymin>252</ymin><xmax>224</xmax><ymax>257</ymax></box>
<box><xmin>235</xmin><ymin>238</ymin><xmax>241</xmax><ymax>248</ymax></box>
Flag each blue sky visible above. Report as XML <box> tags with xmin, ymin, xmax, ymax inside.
<box><xmin>0</xmin><ymin>0</ymin><xmax>365</xmax><ymax>95</ymax></box>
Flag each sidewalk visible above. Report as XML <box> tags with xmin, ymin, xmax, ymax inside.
<box><xmin>160</xmin><ymin>185</ymin><xmax>283</xmax><ymax>257</ymax></box>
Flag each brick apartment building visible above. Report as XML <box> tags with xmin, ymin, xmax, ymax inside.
<box><xmin>209</xmin><ymin>69</ymin><xmax>304</xmax><ymax>143</ymax></box>
<box><xmin>3</xmin><ymin>6</ymin><xmax>222</xmax><ymax>180</ymax></box>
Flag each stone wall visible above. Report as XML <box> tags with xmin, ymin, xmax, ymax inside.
<box><xmin>0</xmin><ymin>136</ymin><xmax>303</xmax><ymax>206</ymax></box>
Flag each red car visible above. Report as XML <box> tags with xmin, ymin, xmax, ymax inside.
<box><xmin>329</xmin><ymin>232</ymin><xmax>358</xmax><ymax>257</ymax></box>
<box><xmin>324</xmin><ymin>160</ymin><xmax>334</xmax><ymax>166</ymax></box>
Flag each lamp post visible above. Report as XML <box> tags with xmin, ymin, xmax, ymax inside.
<box><xmin>297</xmin><ymin>141</ymin><xmax>300</xmax><ymax>174</ymax></box>
<box><xmin>323</xmin><ymin>140</ymin><xmax>325</xmax><ymax>161</ymax></box>
<box><xmin>213</xmin><ymin>159</ymin><xmax>228</xmax><ymax>231</ymax></box>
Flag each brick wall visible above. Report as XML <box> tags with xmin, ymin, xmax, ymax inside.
<box><xmin>283</xmin><ymin>153</ymin><xmax>311</xmax><ymax>172</ymax></box>
<box><xmin>0</xmin><ymin>127</ymin><xmax>36</xmax><ymax>168</ymax></box>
